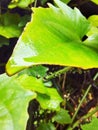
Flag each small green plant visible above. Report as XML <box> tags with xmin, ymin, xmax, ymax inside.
<box><xmin>0</xmin><ymin>0</ymin><xmax>98</xmax><ymax>130</ymax></box>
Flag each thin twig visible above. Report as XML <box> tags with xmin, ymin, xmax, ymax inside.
<box><xmin>34</xmin><ymin>0</ymin><xmax>37</xmax><ymax>7</ymax></box>
<box><xmin>45</xmin><ymin>66</ymin><xmax>72</xmax><ymax>81</ymax></box>
<box><xmin>72</xmin><ymin>106</ymin><xmax>98</xmax><ymax>129</ymax></box>
<box><xmin>71</xmin><ymin>72</ymin><xmax>98</xmax><ymax>125</ymax></box>
<box><xmin>67</xmin><ymin>72</ymin><xmax>98</xmax><ymax>130</ymax></box>
<box><xmin>71</xmin><ymin>84</ymin><xmax>92</xmax><ymax>123</ymax></box>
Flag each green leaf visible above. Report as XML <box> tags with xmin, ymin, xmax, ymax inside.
<box><xmin>52</xmin><ymin>108</ymin><xmax>71</xmax><ymax>124</ymax></box>
<box><xmin>84</xmin><ymin>15</ymin><xmax>98</xmax><ymax>51</ymax></box>
<box><xmin>0</xmin><ymin>12</ymin><xmax>22</xmax><ymax>38</ymax></box>
<box><xmin>60</xmin><ymin>0</ymin><xmax>70</xmax><ymax>4</ymax></box>
<box><xmin>6</xmin><ymin>0</ymin><xmax>98</xmax><ymax>75</ymax></box>
<box><xmin>37</xmin><ymin>123</ymin><xmax>56</xmax><ymax>130</ymax></box>
<box><xmin>37</xmin><ymin>88</ymin><xmax>62</xmax><ymax>110</ymax></box>
<box><xmin>87</xmin><ymin>15</ymin><xmax>98</xmax><ymax>36</ymax></box>
<box><xmin>0</xmin><ymin>74</ymin><xmax>35</xmax><ymax>130</ymax></box>
<box><xmin>17</xmin><ymin>74</ymin><xmax>63</xmax><ymax>110</ymax></box>
<box><xmin>83</xmin><ymin>34</ymin><xmax>98</xmax><ymax>51</ymax></box>
<box><xmin>17</xmin><ymin>74</ymin><xmax>47</xmax><ymax>94</ymax></box>
<box><xmin>19</xmin><ymin>65</ymin><xmax>48</xmax><ymax>78</ymax></box>
<box><xmin>0</xmin><ymin>36</ymin><xmax>9</xmax><ymax>47</ymax></box>
<box><xmin>87</xmin><ymin>26</ymin><xmax>98</xmax><ymax>36</ymax></box>
<box><xmin>91</xmin><ymin>0</ymin><xmax>98</xmax><ymax>5</ymax></box>
<box><xmin>9</xmin><ymin>0</ymin><xmax>34</xmax><ymax>8</ymax></box>
<box><xmin>18</xmin><ymin>15</ymin><xmax>31</xmax><ymax>28</ymax></box>
<box><xmin>41</xmin><ymin>0</ymin><xmax>48</xmax><ymax>5</ymax></box>
<box><xmin>81</xmin><ymin>117</ymin><xmax>98</xmax><ymax>130</ymax></box>
<box><xmin>88</xmin><ymin>15</ymin><xmax>98</xmax><ymax>27</ymax></box>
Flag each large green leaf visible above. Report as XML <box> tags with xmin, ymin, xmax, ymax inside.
<box><xmin>0</xmin><ymin>74</ymin><xmax>35</xmax><ymax>130</ymax></box>
<box><xmin>0</xmin><ymin>12</ymin><xmax>22</xmax><ymax>38</ymax></box>
<box><xmin>18</xmin><ymin>74</ymin><xmax>63</xmax><ymax>110</ymax></box>
<box><xmin>6</xmin><ymin>0</ymin><xmax>98</xmax><ymax>75</ymax></box>
<box><xmin>9</xmin><ymin>0</ymin><xmax>34</xmax><ymax>8</ymax></box>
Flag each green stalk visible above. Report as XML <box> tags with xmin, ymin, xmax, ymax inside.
<box><xmin>71</xmin><ymin>84</ymin><xmax>92</xmax><ymax>123</ymax></box>
<box><xmin>34</xmin><ymin>0</ymin><xmax>37</xmax><ymax>7</ymax></box>
<box><xmin>69</xmin><ymin>72</ymin><xmax>98</xmax><ymax>129</ymax></box>
<box><xmin>45</xmin><ymin>66</ymin><xmax>72</xmax><ymax>80</ymax></box>
<box><xmin>72</xmin><ymin>106</ymin><xmax>98</xmax><ymax>129</ymax></box>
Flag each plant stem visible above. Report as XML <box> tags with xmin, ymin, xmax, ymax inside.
<box><xmin>69</xmin><ymin>72</ymin><xmax>98</xmax><ymax>129</ymax></box>
<box><xmin>67</xmin><ymin>72</ymin><xmax>98</xmax><ymax>130</ymax></box>
<box><xmin>72</xmin><ymin>106</ymin><xmax>98</xmax><ymax>129</ymax></box>
<box><xmin>34</xmin><ymin>0</ymin><xmax>37</xmax><ymax>7</ymax></box>
<box><xmin>45</xmin><ymin>66</ymin><xmax>72</xmax><ymax>80</ymax></box>
<box><xmin>71</xmin><ymin>84</ymin><xmax>92</xmax><ymax>123</ymax></box>
<box><xmin>71</xmin><ymin>72</ymin><xmax>98</xmax><ymax>123</ymax></box>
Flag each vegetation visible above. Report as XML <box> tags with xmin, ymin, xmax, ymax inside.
<box><xmin>0</xmin><ymin>0</ymin><xmax>98</xmax><ymax>130</ymax></box>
